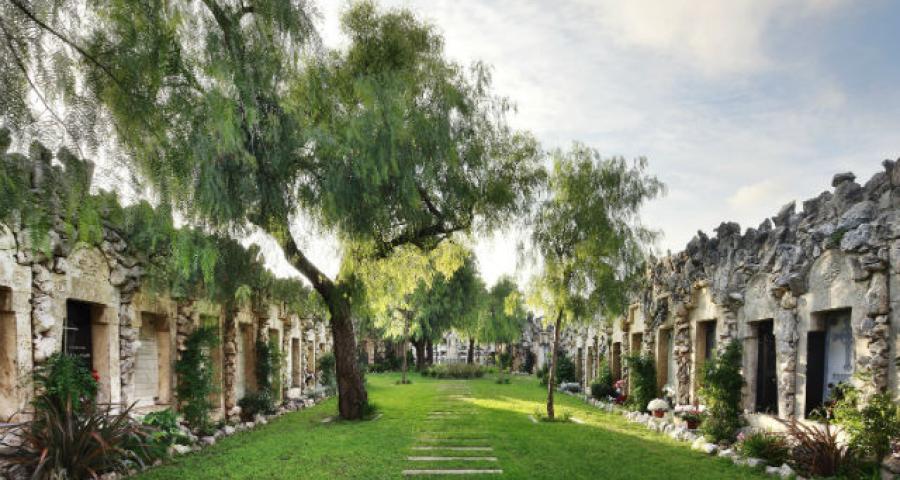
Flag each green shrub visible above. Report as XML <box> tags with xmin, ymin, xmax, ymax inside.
<box><xmin>736</xmin><ymin>431</ymin><xmax>790</xmax><ymax>466</ymax></box>
<box><xmin>421</xmin><ymin>363</ymin><xmax>486</xmax><ymax>379</ymax></box>
<box><xmin>537</xmin><ymin>354</ymin><xmax>578</xmax><ymax>386</ymax></box>
<box><xmin>624</xmin><ymin>353</ymin><xmax>657</xmax><ymax>412</ymax></box>
<box><xmin>238</xmin><ymin>391</ymin><xmax>275</xmax><ymax>420</ymax></box>
<box><xmin>831</xmin><ymin>384</ymin><xmax>900</xmax><ymax>461</ymax></box>
<box><xmin>32</xmin><ymin>352</ymin><xmax>98</xmax><ymax>413</ymax></box>
<box><xmin>253</xmin><ymin>337</ymin><xmax>282</xmax><ymax>413</ymax></box>
<box><xmin>590</xmin><ymin>359</ymin><xmax>616</xmax><ymax>400</ymax></box>
<box><xmin>175</xmin><ymin>326</ymin><xmax>219</xmax><ymax>434</ymax></box>
<box><xmin>317</xmin><ymin>352</ymin><xmax>336</xmax><ymax>386</ymax></box>
<box><xmin>142</xmin><ymin>409</ymin><xmax>189</xmax><ymax>457</ymax></box>
<box><xmin>699</xmin><ymin>340</ymin><xmax>744</xmax><ymax>443</ymax></box>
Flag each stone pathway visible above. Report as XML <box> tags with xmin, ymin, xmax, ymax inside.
<box><xmin>402</xmin><ymin>382</ymin><xmax>503</xmax><ymax>476</ymax></box>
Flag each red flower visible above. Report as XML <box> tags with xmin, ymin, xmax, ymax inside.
<box><xmin>91</xmin><ymin>370</ymin><xmax>101</xmax><ymax>382</ymax></box>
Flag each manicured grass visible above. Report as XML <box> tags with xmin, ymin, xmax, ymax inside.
<box><xmin>136</xmin><ymin>373</ymin><xmax>769</xmax><ymax>479</ymax></box>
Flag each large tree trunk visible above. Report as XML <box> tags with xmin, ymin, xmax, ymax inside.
<box><xmin>414</xmin><ymin>339</ymin><xmax>425</xmax><ymax>371</ymax></box>
<box><xmin>329</xmin><ymin>299</ymin><xmax>368</xmax><ymax>419</ymax></box>
<box><xmin>467</xmin><ymin>338</ymin><xmax>475</xmax><ymax>364</ymax></box>
<box><xmin>546</xmin><ymin>310</ymin><xmax>562</xmax><ymax>420</ymax></box>
<box><xmin>282</xmin><ymin>236</ymin><xmax>367</xmax><ymax>420</ymax></box>
<box><xmin>401</xmin><ymin>314</ymin><xmax>410</xmax><ymax>384</ymax></box>
<box><xmin>426</xmin><ymin>339</ymin><xmax>434</xmax><ymax>366</ymax></box>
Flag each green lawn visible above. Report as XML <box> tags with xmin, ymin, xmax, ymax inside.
<box><xmin>136</xmin><ymin>373</ymin><xmax>768</xmax><ymax>479</ymax></box>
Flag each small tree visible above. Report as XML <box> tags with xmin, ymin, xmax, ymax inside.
<box><xmin>699</xmin><ymin>340</ymin><xmax>744</xmax><ymax>443</ymax></box>
<box><xmin>529</xmin><ymin>145</ymin><xmax>663</xmax><ymax>419</ymax></box>
<box><xmin>624</xmin><ymin>353</ymin><xmax>658</xmax><ymax>412</ymax></box>
<box><xmin>175</xmin><ymin>327</ymin><xmax>219</xmax><ymax>434</ymax></box>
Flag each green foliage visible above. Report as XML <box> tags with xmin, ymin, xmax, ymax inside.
<box><xmin>175</xmin><ymin>326</ymin><xmax>219</xmax><ymax>434</ymax></box>
<box><xmin>624</xmin><ymin>353</ymin><xmax>658</xmax><ymax>412</ymax></box>
<box><xmin>590</xmin><ymin>360</ymin><xmax>616</xmax><ymax>400</ymax></box>
<box><xmin>32</xmin><ymin>352</ymin><xmax>98</xmax><ymax>414</ymax></box>
<box><xmin>1</xmin><ymin>354</ymin><xmax>153</xmax><ymax>478</ymax></box>
<box><xmin>528</xmin><ymin>144</ymin><xmax>662</xmax><ymax>417</ymax></box>
<box><xmin>239</xmin><ymin>337</ymin><xmax>284</xmax><ymax>420</ymax></box>
<box><xmin>480</xmin><ymin>276</ymin><xmax>527</xmax><ymax>346</ymax></box>
<box><xmin>317</xmin><ymin>352</ymin><xmax>336</xmax><ymax>387</ymax></box>
<box><xmin>421</xmin><ymin>364</ymin><xmax>488</xmax><ymax>379</ymax></box>
<box><xmin>699</xmin><ymin>340</ymin><xmax>744</xmax><ymax>443</ymax></box>
<box><xmin>528</xmin><ymin>146</ymin><xmax>664</xmax><ymax>330</ymax></box>
<box><xmin>2</xmin><ymin>399</ymin><xmax>153</xmax><ymax>478</ymax></box>
<box><xmin>142</xmin><ymin>409</ymin><xmax>189</xmax><ymax>457</ymax></box>
<box><xmin>537</xmin><ymin>354</ymin><xmax>578</xmax><ymax>386</ymax></box>
<box><xmin>736</xmin><ymin>431</ymin><xmax>790</xmax><ymax>466</ymax></box>
<box><xmin>831</xmin><ymin>384</ymin><xmax>900</xmax><ymax>460</ymax></box>
<box><xmin>238</xmin><ymin>392</ymin><xmax>274</xmax><ymax>422</ymax></box>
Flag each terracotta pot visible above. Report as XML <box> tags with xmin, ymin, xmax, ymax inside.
<box><xmin>686</xmin><ymin>419</ymin><xmax>699</xmax><ymax>429</ymax></box>
<box><xmin>653</xmin><ymin>410</ymin><xmax>665</xmax><ymax>418</ymax></box>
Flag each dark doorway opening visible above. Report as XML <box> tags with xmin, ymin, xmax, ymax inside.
<box><xmin>755</xmin><ymin>320</ymin><xmax>777</xmax><ymax>414</ymax></box>
<box><xmin>805</xmin><ymin>331</ymin><xmax>827</xmax><ymax>417</ymax></box>
<box><xmin>65</xmin><ymin>300</ymin><xmax>94</xmax><ymax>368</ymax></box>
<box><xmin>611</xmin><ymin>342</ymin><xmax>622</xmax><ymax>380</ymax></box>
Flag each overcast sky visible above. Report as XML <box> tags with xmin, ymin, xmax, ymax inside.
<box><xmin>251</xmin><ymin>0</ymin><xmax>900</xmax><ymax>287</ymax></box>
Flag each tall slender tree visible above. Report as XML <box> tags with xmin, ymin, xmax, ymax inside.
<box><xmin>1</xmin><ymin>1</ymin><xmax>544</xmax><ymax>418</ymax></box>
<box><xmin>529</xmin><ymin>144</ymin><xmax>663</xmax><ymax>420</ymax></box>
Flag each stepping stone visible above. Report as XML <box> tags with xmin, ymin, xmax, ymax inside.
<box><xmin>403</xmin><ymin>470</ymin><xmax>502</xmax><ymax>476</ymax></box>
<box><xmin>411</xmin><ymin>447</ymin><xmax>493</xmax><ymax>451</ymax></box>
<box><xmin>407</xmin><ymin>456</ymin><xmax>497</xmax><ymax>462</ymax></box>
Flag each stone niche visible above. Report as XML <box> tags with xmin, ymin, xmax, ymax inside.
<box><xmin>130</xmin><ymin>292</ymin><xmax>175</xmax><ymax>409</ymax></box>
<box><xmin>0</xmin><ymin>225</ymin><xmax>32</xmax><ymax>420</ymax></box>
<box><xmin>132</xmin><ymin>312</ymin><xmax>173</xmax><ymax>408</ymax></box>
<box><xmin>57</xmin><ymin>247</ymin><xmax>120</xmax><ymax>405</ymax></box>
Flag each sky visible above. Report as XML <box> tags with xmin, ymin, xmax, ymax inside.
<box><xmin>268</xmin><ymin>0</ymin><xmax>900</xmax><ymax>288</ymax></box>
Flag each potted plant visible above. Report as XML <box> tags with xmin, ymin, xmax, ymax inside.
<box><xmin>648</xmin><ymin>398</ymin><xmax>669</xmax><ymax>418</ymax></box>
<box><xmin>680</xmin><ymin>410</ymin><xmax>704</xmax><ymax>429</ymax></box>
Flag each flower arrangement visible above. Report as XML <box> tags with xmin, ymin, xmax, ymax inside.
<box><xmin>648</xmin><ymin>398</ymin><xmax>670</xmax><ymax>417</ymax></box>
<box><xmin>679</xmin><ymin>410</ymin><xmax>704</xmax><ymax>429</ymax></box>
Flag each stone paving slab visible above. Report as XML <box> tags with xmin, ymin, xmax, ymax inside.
<box><xmin>402</xmin><ymin>469</ymin><xmax>503</xmax><ymax>476</ymax></box>
<box><xmin>407</xmin><ymin>456</ymin><xmax>498</xmax><ymax>462</ymax></box>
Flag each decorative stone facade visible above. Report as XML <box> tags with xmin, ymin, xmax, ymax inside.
<box><xmin>563</xmin><ymin>160</ymin><xmax>899</xmax><ymax>421</ymax></box>
<box><xmin>0</xmin><ymin>144</ymin><xmax>331</xmax><ymax>422</ymax></box>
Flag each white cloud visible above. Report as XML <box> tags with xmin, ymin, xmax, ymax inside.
<box><xmin>575</xmin><ymin>0</ymin><xmax>850</xmax><ymax>76</ymax></box>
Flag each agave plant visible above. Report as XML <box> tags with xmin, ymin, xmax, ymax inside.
<box><xmin>0</xmin><ymin>399</ymin><xmax>154</xmax><ymax>479</ymax></box>
<box><xmin>0</xmin><ymin>354</ymin><xmax>157</xmax><ymax>479</ymax></box>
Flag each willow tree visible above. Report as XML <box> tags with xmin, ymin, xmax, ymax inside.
<box><xmin>408</xmin><ymin>252</ymin><xmax>486</xmax><ymax>367</ymax></box>
<box><xmin>529</xmin><ymin>144</ymin><xmax>663</xmax><ymax>420</ymax></box>
<box><xmin>349</xmin><ymin>241</ymin><xmax>466</xmax><ymax>384</ymax></box>
<box><xmin>2</xmin><ymin>0</ymin><xmax>543</xmax><ymax>418</ymax></box>
<box><xmin>481</xmin><ymin>276</ymin><xmax>526</xmax><ymax>369</ymax></box>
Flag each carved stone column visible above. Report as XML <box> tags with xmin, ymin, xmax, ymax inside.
<box><xmin>672</xmin><ymin>302</ymin><xmax>692</xmax><ymax>405</ymax></box>
<box><xmin>774</xmin><ymin>292</ymin><xmax>799</xmax><ymax>419</ymax></box>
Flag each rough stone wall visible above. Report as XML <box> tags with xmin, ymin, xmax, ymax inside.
<box><xmin>561</xmin><ymin>160</ymin><xmax>898</xmax><ymax>415</ymax></box>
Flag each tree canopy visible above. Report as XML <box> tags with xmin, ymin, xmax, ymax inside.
<box><xmin>529</xmin><ymin>143</ymin><xmax>663</xmax><ymax>418</ymax></box>
<box><xmin>1</xmin><ymin>0</ymin><xmax>545</xmax><ymax>419</ymax></box>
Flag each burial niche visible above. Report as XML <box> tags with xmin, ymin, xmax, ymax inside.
<box><xmin>753</xmin><ymin>320</ymin><xmax>778</xmax><ymax>414</ymax></box>
<box><xmin>134</xmin><ymin>313</ymin><xmax>171</xmax><ymax>407</ymax></box>
<box><xmin>805</xmin><ymin>309</ymin><xmax>853</xmax><ymax>417</ymax></box>
<box><xmin>65</xmin><ymin>299</ymin><xmax>112</xmax><ymax>402</ymax></box>
<box><xmin>611</xmin><ymin>342</ymin><xmax>622</xmax><ymax>380</ymax></box>
<box><xmin>0</xmin><ymin>287</ymin><xmax>16</xmax><ymax>420</ymax></box>
<box><xmin>291</xmin><ymin>338</ymin><xmax>301</xmax><ymax>388</ymax></box>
